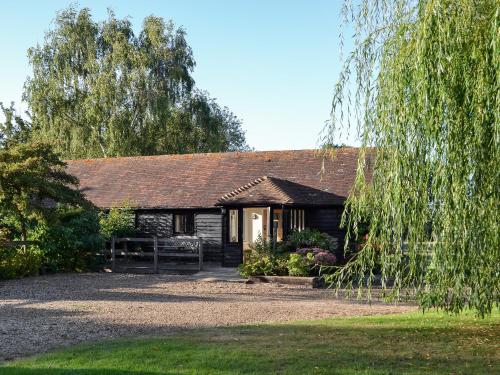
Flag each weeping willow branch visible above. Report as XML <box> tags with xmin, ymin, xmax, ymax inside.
<box><xmin>325</xmin><ymin>0</ymin><xmax>499</xmax><ymax>316</ymax></box>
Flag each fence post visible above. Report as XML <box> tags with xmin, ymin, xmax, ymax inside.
<box><xmin>153</xmin><ymin>236</ymin><xmax>159</xmax><ymax>273</ymax></box>
<box><xmin>123</xmin><ymin>241</ymin><xmax>128</xmax><ymax>263</ymax></box>
<box><xmin>199</xmin><ymin>239</ymin><xmax>203</xmax><ymax>271</ymax></box>
<box><xmin>111</xmin><ymin>236</ymin><xmax>116</xmax><ymax>272</ymax></box>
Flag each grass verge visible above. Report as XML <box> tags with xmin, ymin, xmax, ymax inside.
<box><xmin>1</xmin><ymin>310</ymin><xmax>498</xmax><ymax>374</ymax></box>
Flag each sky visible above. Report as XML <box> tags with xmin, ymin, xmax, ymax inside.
<box><xmin>0</xmin><ymin>0</ymin><xmax>357</xmax><ymax>151</ymax></box>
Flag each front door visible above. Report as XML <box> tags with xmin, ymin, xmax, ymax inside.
<box><xmin>251</xmin><ymin>212</ymin><xmax>263</xmax><ymax>242</ymax></box>
<box><xmin>243</xmin><ymin>207</ymin><xmax>269</xmax><ymax>250</ymax></box>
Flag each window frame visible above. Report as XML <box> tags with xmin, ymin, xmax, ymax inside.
<box><xmin>173</xmin><ymin>212</ymin><xmax>195</xmax><ymax>235</ymax></box>
<box><xmin>289</xmin><ymin>208</ymin><xmax>305</xmax><ymax>232</ymax></box>
<box><xmin>228</xmin><ymin>209</ymin><xmax>239</xmax><ymax>243</ymax></box>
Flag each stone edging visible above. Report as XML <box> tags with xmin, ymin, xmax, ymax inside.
<box><xmin>248</xmin><ymin>275</ymin><xmax>325</xmax><ymax>288</ymax></box>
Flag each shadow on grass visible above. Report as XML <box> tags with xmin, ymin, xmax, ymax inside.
<box><xmin>2</xmin><ymin>316</ymin><xmax>498</xmax><ymax>375</ymax></box>
<box><xmin>0</xmin><ymin>369</ymin><xmax>164</xmax><ymax>375</ymax></box>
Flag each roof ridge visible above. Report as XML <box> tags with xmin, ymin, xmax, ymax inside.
<box><xmin>65</xmin><ymin>149</ymin><xmax>325</xmax><ymax>163</ymax></box>
<box><xmin>64</xmin><ymin>147</ymin><xmax>366</xmax><ymax>163</ymax></box>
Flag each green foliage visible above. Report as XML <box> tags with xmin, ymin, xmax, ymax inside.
<box><xmin>287</xmin><ymin>252</ymin><xmax>314</xmax><ymax>277</ymax></box>
<box><xmin>25</xmin><ymin>6</ymin><xmax>249</xmax><ymax>158</ymax></box>
<box><xmin>0</xmin><ymin>244</ymin><xmax>42</xmax><ymax>280</ymax></box>
<box><xmin>99</xmin><ymin>206</ymin><xmax>136</xmax><ymax>240</ymax></box>
<box><xmin>325</xmin><ymin>0</ymin><xmax>499</xmax><ymax>315</ymax></box>
<box><xmin>238</xmin><ymin>236</ymin><xmax>287</xmax><ymax>277</ymax></box>
<box><xmin>0</xmin><ymin>102</ymin><xmax>32</xmax><ymax>149</ymax></box>
<box><xmin>0</xmin><ymin>141</ymin><xmax>89</xmax><ymax>241</ymax></box>
<box><xmin>239</xmin><ymin>233</ymin><xmax>339</xmax><ymax>277</ymax></box>
<box><xmin>32</xmin><ymin>207</ymin><xmax>103</xmax><ymax>273</ymax></box>
<box><xmin>281</xmin><ymin>228</ymin><xmax>338</xmax><ymax>253</ymax></box>
<box><xmin>0</xmin><ymin>142</ymin><xmax>101</xmax><ymax>278</ymax></box>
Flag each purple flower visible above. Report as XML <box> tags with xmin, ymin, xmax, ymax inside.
<box><xmin>295</xmin><ymin>247</ymin><xmax>327</xmax><ymax>255</ymax></box>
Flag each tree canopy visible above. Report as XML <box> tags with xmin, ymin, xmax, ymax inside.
<box><xmin>23</xmin><ymin>6</ymin><xmax>249</xmax><ymax>158</ymax></box>
<box><xmin>326</xmin><ymin>0</ymin><xmax>499</xmax><ymax>315</ymax></box>
<box><xmin>0</xmin><ymin>142</ymin><xmax>89</xmax><ymax>241</ymax></box>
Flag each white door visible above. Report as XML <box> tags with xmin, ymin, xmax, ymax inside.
<box><xmin>251</xmin><ymin>213</ymin><xmax>263</xmax><ymax>242</ymax></box>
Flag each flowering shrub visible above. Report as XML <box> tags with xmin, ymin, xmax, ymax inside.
<box><xmin>290</xmin><ymin>248</ymin><xmax>338</xmax><ymax>276</ymax></box>
<box><xmin>295</xmin><ymin>247</ymin><xmax>323</xmax><ymax>255</ymax></box>
<box><xmin>238</xmin><ymin>233</ymin><xmax>339</xmax><ymax>278</ymax></box>
<box><xmin>314</xmin><ymin>251</ymin><xmax>337</xmax><ymax>266</ymax></box>
<box><xmin>282</xmin><ymin>229</ymin><xmax>339</xmax><ymax>253</ymax></box>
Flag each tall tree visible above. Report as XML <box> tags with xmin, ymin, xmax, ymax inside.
<box><xmin>0</xmin><ymin>103</ymin><xmax>32</xmax><ymax>149</ymax></box>
<box><xmin>0</xmin><ymin>142</ymin><xmax>88</xmax><ymax>241</ymax></box>
<box><xmin>326</xmin><ymin>0</ymin><xmax>499</xmax><ymax>315</ymax></box>
<box><xmin>25</xmin><ymin>6</ymin><xmax>249</xmax><ymax>158</ymax></box>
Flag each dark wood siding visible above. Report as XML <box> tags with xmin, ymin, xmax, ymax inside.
<box><xmin>222</xmin><ymin>207</ymin><xmax>243</xmax><ymax>267</ymax></box>
<box><xmin>223</xmin><ymin>243</ymin><xmax>243</xmax><ymax>267</ymax></box>
<box><xmin>135</xmin><ymin>209</ymin><xmax>223</xmax><ymax>263</ymax></box>
<box><xmin>195</xmin><ymin>212</ymin><xmax>223</xmax><ymax>262</ymax></box>
<box><xmin>306</xmin><ymin>207</ymin><xmax>346</xmax><ymax>258</ymax></box>
<box><xmin>136</xmin><ymin>211</ymin><xmax>173</xmax><ymax>237</ymax></box>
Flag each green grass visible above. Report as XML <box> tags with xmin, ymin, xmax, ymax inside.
<box><xmin>1</xmin><ymin>311</ymin><xmax>499</xmax><ymax>375</ymax></box>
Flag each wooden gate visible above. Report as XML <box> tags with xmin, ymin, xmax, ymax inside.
<box><xmin>110</xmin><ymin>236</ymin><xmax>203</xmax><ymax>273</ymax></box>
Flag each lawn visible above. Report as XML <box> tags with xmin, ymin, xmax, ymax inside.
<box><xmin>1</xmin><ymin>311</ymin><xmax>498</xmax><ymax>375</ymax></box>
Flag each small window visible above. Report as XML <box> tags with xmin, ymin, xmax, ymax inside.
<box><xmin>174</xmin><ymin>213</ymin><xmax>194</xmax><ymax>235</ymax></box>
<box><xmin>229</xmin><ymin>209</ymin><xmax>238</xmax><ymax>242</ymax></box>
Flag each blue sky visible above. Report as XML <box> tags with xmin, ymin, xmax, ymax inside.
<box><xmin>0</xmin><ymin>0</ymin><xmax>356</xmax><ymax>150</ymax></box>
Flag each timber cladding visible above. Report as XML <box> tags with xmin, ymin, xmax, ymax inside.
<box><xmin>135</xmin><ymin>210</ymin><xmax>223</xmax><ymax>262</ymax></box>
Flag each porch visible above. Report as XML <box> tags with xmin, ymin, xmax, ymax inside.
<box><xmin>218</xmin><ymin>176</ymin><xmax>344</xmax><ymax>267</ymax></box>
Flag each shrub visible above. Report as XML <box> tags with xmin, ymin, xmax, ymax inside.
<box><xmin>287</xmin><ymin>252</ymin><xmax>314</xmax><ymax>276</ymax></box>
<box><xmin>0</xmin><ymin>244</ymin><xmax>42</xmax><ymax>280</ymax></box>
<box><xmin>314</xmin><ymin>251</ymin><xmax>337</xmax><ymax>266</ymax></box>
<box><xmin>282</xmin><ymin>228</ymin><xmax>338</xmax><ymax>253</ymax></box>
<box><xmin>33</xmin><ymin>207</ymin><xmax>104</xmax><ymax>273</ymax></box>
<box><xmin>99</xmin><ymin>206</ymin><xmax>136</xmax><ymax>240</ymax></box>
<box><xmin>238</xmin><ymin>235</ymin><xmax>288</xmax><ymax>277</ymax></box>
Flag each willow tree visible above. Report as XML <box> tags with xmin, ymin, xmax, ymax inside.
<box><xmin>24</xmin><ymin>6</ymin><xmax>249</xmax><ymax>159</ymax></box>
<box><xmin>325</xmin><ymin>0</ymin><xmax>499</xmax><ymax>315</ymax></box>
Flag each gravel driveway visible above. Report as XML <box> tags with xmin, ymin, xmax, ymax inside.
<box><xmin>0</xmin><ymin>273</ymin><xmax>415</xmax><ymax>360</ymax></box>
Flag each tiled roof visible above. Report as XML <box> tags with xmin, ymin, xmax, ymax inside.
<box><xmin>66</xmin><ymin>149</ymin><xmax>370</xmax><ymax>209</ymax></box>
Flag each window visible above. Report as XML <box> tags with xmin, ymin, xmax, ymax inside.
<box><xmin>174</xmin><ymin>213</ymin><xmax>194</xmax><ymax>235</ymax></box>
<box><xmin>272</xmin><ymin>209</ymin><xmax>283</xmax><ymax>241</ymax></box>
<box><xmin>289</xmin><ymin>209</ymin><xmax>305</xmax><ymax>231</ymax></box>
<box><xmin>229</xmin><ymin>209</ymin><xmax>238</xmax><ymax>242</ymax></box>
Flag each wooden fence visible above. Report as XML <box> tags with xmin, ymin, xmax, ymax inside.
<box><xmin>110</xmin><ymin>236</ymin><xmax>203</xmax><ymax>273</ymax></box>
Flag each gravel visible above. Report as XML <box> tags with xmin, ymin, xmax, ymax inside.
<box><xmin>0</xmin><ymin>273</ymin><xmax>415</xmax><ymax>360</ymax></box>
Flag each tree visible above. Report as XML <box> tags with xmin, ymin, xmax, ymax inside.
<box><xmin>164</xmin><ymin>91</ymin><xmax>252</xmax><ymax>153</ymax></box>
<box><xmin>25</xmin><ymin>6</ymin><xmax>249</xmax><ymax>158</ymax></box>
<box><xmin>0</xmin><ymin>103</ymin><xmax>32</xmax><ymax>149</ymax></box>
<box><xmin>325</xmin><ymin>0</ymin><xmax>499</xmax><ymax>315</ymax></box>
<box><xmin>0</xmin><ymin>142</ymin><xmax>89</xmax><ymax>241</ymax></box>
